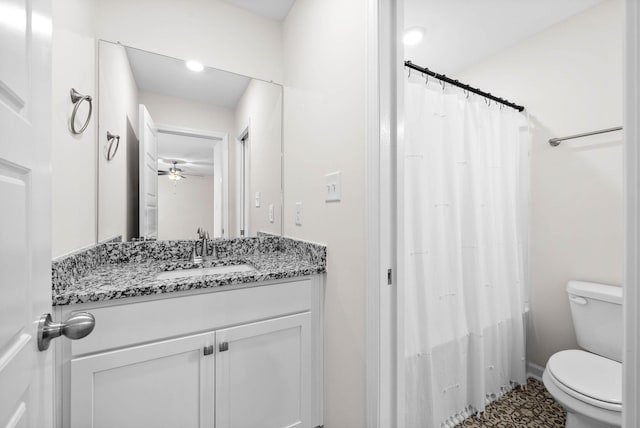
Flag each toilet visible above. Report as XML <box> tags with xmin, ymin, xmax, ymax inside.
<box><xmin>542</xmin><ymin>280</ymin><xmax>623</xmax><ymax>428</ymax></box>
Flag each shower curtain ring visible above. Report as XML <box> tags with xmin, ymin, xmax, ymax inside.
<box><xmin>408</xmin><ymin>68</ymin><xmax>412</xmax><ymax>78</ymax></box>
<box><xmin>424</xmin><ymin>74</ymin><xmax>429</xmax><ymax>85</ymax></box>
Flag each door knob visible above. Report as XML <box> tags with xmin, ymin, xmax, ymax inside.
<box><xmin>37</xmin><ymin>312</ymin><xmax>95</xmax><ymax>351</ymax></box>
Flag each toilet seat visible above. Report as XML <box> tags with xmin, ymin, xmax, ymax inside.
<box><xmin>546</xmin><ymin>349</ymin><xmax>622</xmax><ymax>412</ymax></box>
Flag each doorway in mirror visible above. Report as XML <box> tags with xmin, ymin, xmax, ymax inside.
<box><xmin>155</xmin><ymin>124</ymin><xmax>229</xmax><ymax>240</ymax></box>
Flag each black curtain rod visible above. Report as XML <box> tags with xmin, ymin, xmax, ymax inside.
<box><xmin>405</xmin><ymin>61</ymin><xmax>525</xmax><ymax>112</ymax></box>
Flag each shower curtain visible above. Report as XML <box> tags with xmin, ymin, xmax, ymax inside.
<box><xmin>403</xmin><ymin>73</ymin><xmax>529</xmax><ymax>427</ymax></box>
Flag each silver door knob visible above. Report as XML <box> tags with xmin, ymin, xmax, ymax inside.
<box><xmin>37</xmin><ymin>312</ymin><xmax>95</xmax><ymax>351</ymax></box>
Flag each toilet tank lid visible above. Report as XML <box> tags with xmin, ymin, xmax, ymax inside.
<box><xmin>567</xmin><ymin>280</ymin><xmax>622</xmax><ymax>304</ymax></box>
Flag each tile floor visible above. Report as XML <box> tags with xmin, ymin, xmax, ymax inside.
<box><xmin>456</xmin><ymin>378</ymin><xmax>566</xmax><ymax>427</ymax></box>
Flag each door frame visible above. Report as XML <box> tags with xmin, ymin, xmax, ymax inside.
<box><xmin>155</xmin><ymin>123</ymin><xmax>229</xmax><ymax>239</ymax></box>
<box><xmin>236</xmin><ymin>125</ymin><xmax>250</xmax><ymax>238</ymax></box>
<box><xmin>366</xmin><ymin>0</ymin><xmax>401</xmax><ymax>426</ymax></box>
<box><xmin>624</xmin><ymin>1</ymin><xmax>639</xmax><ymax>426</ymax></box>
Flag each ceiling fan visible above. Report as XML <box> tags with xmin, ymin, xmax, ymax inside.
<box><xmin>158</xmin><ymin>161</ymin><xmax>188</xmax><ymax>180</ymax></box>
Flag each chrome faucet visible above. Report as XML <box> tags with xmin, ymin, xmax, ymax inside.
<box><xmin>191</xmin><ymin>227</ymin><xmax>216</xmax><ymax>264</ymax></box>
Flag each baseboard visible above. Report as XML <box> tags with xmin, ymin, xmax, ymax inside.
<box><xmin>527</xmin><ymin>362</ymin><xmax>545</xmax><ymax>381</ymax></box>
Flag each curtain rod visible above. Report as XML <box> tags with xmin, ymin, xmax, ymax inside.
<box><xmin>404</xmin><ymin>61</ymin><xmax>525</xmax><ymax>112</ymax></box>
<box><xmin>549</xmin><ymin>126</ymin><xmax>622</xmax><ymax>146</ymax></box>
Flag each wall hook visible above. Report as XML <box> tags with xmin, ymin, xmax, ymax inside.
<box><xmin>106</xmin><ymin>131</ymin><xmax>120</xmax><ymax>161</ymax></box>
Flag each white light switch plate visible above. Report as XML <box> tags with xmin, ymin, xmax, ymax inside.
<box><xmin>295</xmin><ymin>202</ymin><xmax>303</xmax><ymax>225</ymax></box>
<box><xmin>269</xmin><ymin>204</ymin><xmax>274</xmax><ymax>223</ymax></box>
<box><xmin>325</xmin><ymin>171</ymin><xmax>341</xmax><ymax>202</ymax></box>
<box><xmin>255</xmin><ymin>192</ymin><xmax>261</xmax><ymax>208</ymax></box>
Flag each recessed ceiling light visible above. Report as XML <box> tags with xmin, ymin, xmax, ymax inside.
<box><xmin>186</xmin><ymin>60</ymin><xmax>204</xmax><ymax>72</ymax></box>
<box><xmin>403</xmin><ymin>27</ymin><xmax>425</xmax><ymax>46</ymax></box>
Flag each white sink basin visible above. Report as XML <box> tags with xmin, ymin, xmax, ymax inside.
<box><xmin>156</xmin><ymin>264</ymin><xmax>256</xmax><ymax>280</ymax></box>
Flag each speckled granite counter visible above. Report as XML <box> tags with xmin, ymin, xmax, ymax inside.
<box><xmin>52</xmin><ymin>236</ymin><xmax>326</xmax><ymax>306</ymax></box>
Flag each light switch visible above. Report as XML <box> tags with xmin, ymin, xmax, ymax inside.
<box><xmin>325</xmin><ymin>171</ymin><xmax>341</xmax><ymax>202</ymax></box>
<box><xmin>269</xmin><ymin>204</ymin><xmax>274</xmax><ymax>223</ymax></box>
<box><xmin>255</xmin><ymin>192</ymin><xmax>261</xmax><ymax>208</ymax></box>
<box><xmin>295</xmin><ymin>202</ymin><xmax>303</xmax><ymax>226</ymax></box>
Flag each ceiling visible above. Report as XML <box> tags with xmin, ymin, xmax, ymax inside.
<box><xmin>126</xmin><ymin>46</ymin><xmax>251</xmax><ymax>109</ymax></box>
<box><xmin>404</xmin><ymin>0</ymin><xmax>607</xmax><ymax>75</ymax></box>
<box><xmin>124</xmin><ymin>47</ymin><xmax>237</xmax><ymax>177</ymax></box>
<box><xmin>221</xmin><ymin>0</ymin><xmax>295</xmax><ymax>21</ymax></box>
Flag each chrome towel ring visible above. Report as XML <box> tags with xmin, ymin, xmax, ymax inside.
<box><xmin>70</xmin><ymin>88</ymin><xmax>93</xmax><ymax>134</ymax></box>
<box><xmin>106</xmin><ymin>131</ymin><xmax>120</xmax><ymax>161</ymax></box>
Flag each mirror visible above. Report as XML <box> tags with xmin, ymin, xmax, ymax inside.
<box><xmin>97</xmin><ymin>40</ymin><xmax>283</xmax><ymax>242</ymax></box>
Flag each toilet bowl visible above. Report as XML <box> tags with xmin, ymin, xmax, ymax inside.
<box><xmin>541</xmin><ymin>281</ymin><xmax>623</xmax><ymax>428</ymax></box>
<box><xmin>543</xmin><ymin>349</ymin><xmax>621</xmax><ymax>427</ymax></box>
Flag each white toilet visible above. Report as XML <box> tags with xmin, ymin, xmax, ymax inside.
<box><xmin>542</xmin><ymin>280</ymin><xmax>623</xmax><ymax>428</ymax></box>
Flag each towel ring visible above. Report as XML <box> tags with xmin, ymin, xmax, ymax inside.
<box><xmin>70</xmin><ymin>88</ymin><xmax>93</xmax><ymax>135</ymax></box>
<box><xmin>106</xmin><ymin>131</ymin><xmax>120</xmax><ymax>161</ymax></box>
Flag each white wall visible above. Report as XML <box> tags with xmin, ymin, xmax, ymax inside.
<box><xmin>458</xmin><ymin>0</ymin><xmax>624</xmax><ymax>367</ymax></box>
<box><xmin>158</xmin><ymin>175</ymin><xmax>214</xmax><ymax>240</ymax></box>
<box><xmin>51</xmin><ymin>0</ymin><xmax>97</xmax><ymax>257</ymax></box>
<box><xmin>94</xmin><ymin>0</ymin><xmax>283</xmax><ymax>84</ymax></box>
<box><xmin>138</xmin><ymin>92</ymin><xmax>236</xmax><ymax>132</ymax></box>
<box><xmin>283</xmin><ymin>0</ymin><xmax>368</xmax><ymax>426</ymax></box>
<box><xmin>234</xmin><ymin>80</ymin><xmax>283</xmax><ymax>236</ymax></box>
<box><xmin>98</xmin><ymin>42</ymin><xmax>139</xmax><ymax>242</ymax></box>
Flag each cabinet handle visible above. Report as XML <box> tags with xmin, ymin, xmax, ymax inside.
<box><xmin>203</xmin><ymin>345</ymin><xmax>214</xmax><ymax>356</ymax></box>
<box><xmin>219</xmin><ymin>342</ymin><xmax>229</xmax><ymax>352</ymax></box>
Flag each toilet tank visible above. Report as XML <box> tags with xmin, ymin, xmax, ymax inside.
<box><xmin>567</xmin><ymin>280</ymin><xmax>623</xmax><ymax>362</ymax></box>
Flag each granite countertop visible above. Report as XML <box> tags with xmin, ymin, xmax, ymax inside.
<box><xmin>52</xmin><ymin>236</ymin><xmax>326</xmax><ymax>306</ymax></box>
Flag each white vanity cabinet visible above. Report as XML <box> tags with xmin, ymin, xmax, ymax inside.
<box><xmin>54</xmin><ymin>277</ymin><xmax>323</xmax><ymax>428</ymax></box>
<box><xmin>215</xmin><ymin>313</ymin><xmax>311</xmax><ymax>428</ymax></box>
<box><xmin>69</xmin><ymin>332</ymin><xmax>215</xmax><ymax>428</ymax></box>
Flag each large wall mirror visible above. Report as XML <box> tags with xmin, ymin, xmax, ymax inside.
<box><xmin>97</xmin><ymin>40</ymin><xmax>283</xmax><ymax>242</ymax></box>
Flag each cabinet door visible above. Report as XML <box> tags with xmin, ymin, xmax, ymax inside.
<box><xmin>215</xmin><ymin>313</ymin><xmax>311</xmax><ymax>428</ymax></box>
<box><xmin>69</xmin><ymin>332</ymin><xmax>215</xmax><ymax>428</ymax></box>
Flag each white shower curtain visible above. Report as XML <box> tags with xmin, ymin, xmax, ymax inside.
<box><xmin>403</xmin><ymin>73</ymin><xmax>529</xmax><ymax>427</ymax></box>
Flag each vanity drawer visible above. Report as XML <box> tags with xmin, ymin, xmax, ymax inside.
<box><xmin>68</xmin><ymin>279</ymin><xmax>312</xmax><ymax>356</ymax></box>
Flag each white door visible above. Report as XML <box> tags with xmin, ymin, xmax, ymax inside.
<box><xmin>0</xmin><ymin>0</ymin><xmax>53</xmax><ymax>427</ymax></box>
<box><xmin>215</xmin><ymin>313</ymin><xmax>311</xmax><ymax>428</ymax></box>
<box><xmin>139</xmin><ymin>104</ymin><xmax>158</xmax><ymax>239</ymax></box>
<box><xmin>70</xmin><ymin>332</ymin><xmax>215</xmax><ymax>428</ymax></box>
